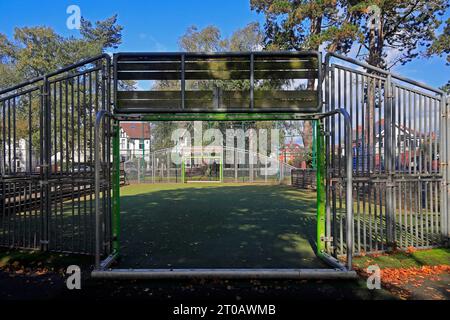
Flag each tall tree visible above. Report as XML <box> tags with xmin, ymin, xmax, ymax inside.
<box><xmin>80</xmin><ymin>14</ymin><xmax>123</xmax><ymax>51</ymax></box>
<box><xmin>0</xmin><ymin>15</ymin><xmax>124</xmax><ymax>87</ymax></box>
<box><xmin>178</xmin><ymin>25</ymin><xmax>225</xmax><ymax>52</ymax></box>
<box><xmin>0</xmin><ymin>15</ymin><xmax>124</xmax><ymax>162</ymax></box>
<box><xmin>351</xmin><ymin>0</ymin><xmax>448</xmax><ymax>69</ymax></box>
<box><xmin>427</xmin><ymin>17</ymin><xmax>450</xmax><ymax>93</ymax></box>
<box><xmin>250</xmin><ymin>0</ymin><xmax>361</xmax><ymax>149</ymax></box>
<box><xmin>250</xmin><ymin>0</ymin><xmax>360</xmax><ymax>53</ymax></box>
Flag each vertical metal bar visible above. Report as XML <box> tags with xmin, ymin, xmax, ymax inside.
<box><xmin>434</xmin><ymin>98</ymin><xmax>438</xmax><ymax>175</ymax></box>
<box><xmin>28</xmin><ymin>92</ymin><xmax>32</xmax><ymax>173</ymax></box>
<box><xmin>59</xmin><ymin>80</ymin><xmax>64</xmax><ymax>251</ymax></box>
<box><xmin>71</xmin><ymin>77</ymin><xmax>75</xmax><ymax>252</ymax></box>
<box><xmin>38</xmin><ymin>84</ymin><xmax>44</xmax><ymax>249</ymax></box>
<box><xmin>402</xmin><ymin>89</ymin><xmax>406</xmax><ymax>173</ymax></box>
<box><xmin>341</xmin><ymin>109</ymin><xmax>353</xmax><ymax>269</ymax></box>
<box><xmin>89</xmin><ymin>72</ymin><xmax>94</xmax><ymax>253</ymax></box>
<box><xmin>331</xmin><ymin>65</ymin><xmax>336</xmax><ymax>176</ymax></box>
<box><xmin>0</xmin><ymin>102</ymin><xmax>4</xmax><ymax>246</ymax></box>
<box><xmin>7</xmin><ymin>99</ymin><xmax>11</xmax><ymax>175</ymax></box>
<box><xmin>12</xmin><ymin>98</ymin><xmax>16</xmax><ymax>174</ymax></box>
<box><xmin>104</xmin><ymin>58</ymin><xmax>112</xmax><ymax>253</ymax></box>
<box><xmin>385</xmin><ymin>75</ymin><xmax>395</xmax><ymax>249</ymax></box>
<box><xmin>338</xmin><ymin>68</ymin><xmax>342</xmax><ymax>174</ymax></box>
<box><xmin>112</xmin><ymin>120</ymin><xmax>121</xmax><ymax>255</ymax></box>
<box><xmin>2</xmin><ymin>101</ymin><xmax>5</xmax><ymax>175</ymax></box>
<box><xmin>76</xmin><ymin>75</ymin><xmax>82</xmax><ymax>252</ymax></box>
<box><xmin>338</xmin><ymin>69</ymin><xmax>343</xmax><ymax>254</ymax></box>
<box><xmin>113</xmin><ymin>54</ymin><xmax>118</xmax><ymax>114</ymax></box>
<box><xmin>94</xmin><ymin>109</ymin><xmax>112</xmax><ymax>267</ymax></box>
<box><xmin>324</xmin><ymin>59</ymin><xmax>332</xmax><ymax>254</ymax></box>
<box><xmin>442</xmin><ymin>96</ymin><xmax>449</xmax><ymax>244</ymax></box>
<box><xmin>316</xmin><ymin>120</ymin><xmax>326</xmax><ymax>255</ymax></box>
<box><xmin>181</xmin><ymin>54</ymin><xmax>185</xmax><ymax>109</ymax></box>
<box><xmin>428</xmin><ymin>97</ymin><xmax>432</xmax><ymax>174</ymax></box>
<box><xmin>42</xmin><ymin>76</ymin><xmax>51</xmax><ymax>251</ymax></box>
<box><xmin>82</xmin><ymin>74</ymin><xmax>87</xmax><ymax>252</ymax></box>
<box><xmin>250</xmin><ymin>53</ymin><xmax>254</xmax><ymax>109</ymax></box>
<box><xmin>361</xmin><ymin>76</ymin><xmax>366</xmax><ymax>174</ymax></box>
<box><xmin>408</xmin><ymin>91</ymin><xmax>412</xmax><ymax>175</ymax></box>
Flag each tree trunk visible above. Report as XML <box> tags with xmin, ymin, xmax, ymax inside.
<box><xmin>303</xmin><ymin>17</ymin><xmax>323</xmax><ymax>151</ymax></box>
<box><xmin>366</xmin><ymin>16</ymin><xmax>384</xmax><ymax>172</ymax></box>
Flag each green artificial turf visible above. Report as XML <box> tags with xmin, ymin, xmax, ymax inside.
<box><xmin>118</xmin><ymin>183</ymin><xmax>328</xmax><ymax>269</ymax></box>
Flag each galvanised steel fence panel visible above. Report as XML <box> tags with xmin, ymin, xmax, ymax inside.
<box><xmin>325</xmin><ymin>53</ymin><xmax>448</xmax><ymax>256</ymax></box>
<box><xmin>0</xmin><ymin>78</ymin><xmax>44</xmax><ymax>250</ymax></box>
<box><xmin>0</xmin><ymin>55</ymin><xmax>112</xmax><ymax>255</ymax></box>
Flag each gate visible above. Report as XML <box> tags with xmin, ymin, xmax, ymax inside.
<box><xmin>0</xmin><ymin>55</ymin><xmax>111</xmax><ymax>255</ymax></box>
<box><xmin>324</xmin><ymin>53</ymin><xmax>449</xmax><ymax>256</ymax></box>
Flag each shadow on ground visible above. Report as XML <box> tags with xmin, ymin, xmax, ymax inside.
<box><xmin>118</xmin><ymin>183</ymin><xmax>328</xmax><ymax>269</ymax></box>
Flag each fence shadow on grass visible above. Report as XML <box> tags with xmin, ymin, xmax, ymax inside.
<box><xmin>118</xmin><ymin>184</ymin><xmax>329</xmax><ymax>269</ymax></box>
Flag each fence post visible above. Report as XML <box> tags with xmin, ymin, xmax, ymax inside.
<box><xmin>40</xmin><ymin>76</ymin><xmax>50</xmax><ymax>252</ymax></box>
<box><xmin>443</xmin><ymin>96</ymin><xmax>450</xmax><ymax>246</ymax></box>
<box><xmin>112</xmin><ymin>120</ymin><xmax>121</xmax><ymax>255</ymax></box>
<box><xmin>385</xmin><ymin>74</ymin><xmax>396</xmax><ymax>251</ymax></box>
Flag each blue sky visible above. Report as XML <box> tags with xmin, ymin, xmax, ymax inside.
<box><xmin>0</xmin><ymin>0</ymin><xmax>448</xmax><ymax>89</ymax></box>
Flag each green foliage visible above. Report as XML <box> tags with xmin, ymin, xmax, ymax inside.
<box><xmin>440</xmin><ymin>82</ymin><xmax>450</xmax><ymax>94</ymax></box>
<box><xmin>178</xmin><ymin>25</ymin><xmax>225</xmax><ymax>52</ymax></box>
<box><xmin>250</xmin><ymin>0</ymin><xmax>360</xmax><ymax>52</ymax></box>
<box><xmin>428</xmin><ymin>18</ymin><xmax>450</xmax><ymax>65</ymax></box>
<box><xmin>0</xmin><ymin>15</ymin><xmax>123</xmax><ymax>89</ymax></box>
<box><xmin>0</xmin><ymin>15</ymin><xmax>124</xmax><ymax>162</ymax></box>
<box><xmin>151</xmin><ymin>122</ymin><xmax>179</xmax><ymax>150</ymax></box>
<box><xmin>251</xmin><ymin>0</ymin><xmax>449</xmax><ymax>70</ymax></box>
<box><xmin>427</xmin><ymin>17</ymin><xmax>449</xmax><ymax>91</ymax></box>
<box><xmin>80</xmin><ymin>14</ymin><xmax>123</xmax><ymax>50</ymax></box>
<box><xmin>178</xmin><ymin>22</ymin><xmax>263</xmax><ymax>53</ymax></box>
<box><xmin>354</xmin><ymin>0</ymin><xmax>449</xmax><ymax>68</ymax></box>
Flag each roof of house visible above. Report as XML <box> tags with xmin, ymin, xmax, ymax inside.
<box><xmin>121</xmin><ymin>122</ymin><xmax>151</xmax><ymax>139</ymax></box>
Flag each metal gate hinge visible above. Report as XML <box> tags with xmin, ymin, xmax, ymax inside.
<box><xmin>321</xmin><ymin>236</ymin><xmax>333</xmax><ymax>243</ymax></box>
